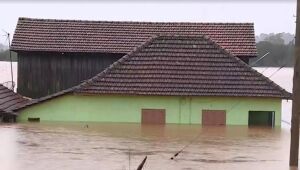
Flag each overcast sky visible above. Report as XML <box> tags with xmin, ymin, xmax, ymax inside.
<box><xmin>0</xmin><ymin>1</ymin><xmax>296</xmax><ymax>45</ymax></box>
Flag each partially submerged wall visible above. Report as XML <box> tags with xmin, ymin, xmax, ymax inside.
<box><xmin>17</xmin><ymin>94</ymin><xmax>282</xmax><ymax>126</ymax></box>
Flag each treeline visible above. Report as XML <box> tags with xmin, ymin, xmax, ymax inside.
<box><xmin>0</xmin><ymin>50</ymin><xmax>17</xmax><ymax>62</ymax></box>
<box><xmin>250</xmin><ymin>33</ymin><xmax>294</xmax><ymax>67</ymax></box>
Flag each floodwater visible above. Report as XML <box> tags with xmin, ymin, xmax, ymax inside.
<box><xmin>0</xmin><ymin>123</ymin><xmax>295</xmax><ymax>170</ymax></box>
<box><xmin>0</xmin><ymin>61</ymin><xmax>17</xmax><ymax>90</ymax></box>
<box><xmin>0</xmin><ymin>62</ymin><xmax>296</xmax><ymax>170</ymax></box>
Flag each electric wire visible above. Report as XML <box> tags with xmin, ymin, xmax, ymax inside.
<box><xmin>268</xmin><ymin>63</ymin><xmax>288</xmax><ymax>78</ymax></box>
<box><xmin>170</xmin><ymin>63</ymin><xmax>288</xmax><ymax>160</ymax></box>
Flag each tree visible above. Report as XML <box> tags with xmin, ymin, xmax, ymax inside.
<box><xmin>263</xmin><ymin>33</ymin><xmax>285</xmax><ymax>45</ymax></box>
<box><xmin>252</xmin><ymin>41</ymin><xmax>294</xmax><ymax>67</ymax></box>
<box><xmin>0</xmin><ymin>50</ymin><xmax>17</xmax><ymax>62</ymax></box>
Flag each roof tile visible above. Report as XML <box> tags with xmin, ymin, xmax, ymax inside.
<box><xmin>0</xmin><ymin>85</ymin><xmax>29</xmax><ymax>113</ymax></box>
<box><xmin>74</xmin><ymin>35</ymin><xmax>290</xmax><ymax>98</ymax></box>
<box><xmin>14</xmin><ymin>35</ymin><xmax>289</xmax><ymax>111</ymax></box>
<box><xmin>11</xmin><ymin>17</ymin><xmax>257</xmax><ymax>57</ymax></box>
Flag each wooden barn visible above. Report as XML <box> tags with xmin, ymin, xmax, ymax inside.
<box><xmin>14</xmin><ymin>35</ymin><xmax>291</xmax><ymax>126</ymax></box>
<box><xmin>0</xmin><ymin>84</ymin><xmax>28</xmax><ymax>122</ymax></box>
<box><xmin>11</xmin><ymin>17</ymin><xmax>257</xmax><ymax>99</ymax></box>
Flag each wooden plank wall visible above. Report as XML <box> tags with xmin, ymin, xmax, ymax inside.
<box><xmin>17</xmin><ymin>52</ymin><xmax>124</xmax><ymax>98</ymax></box>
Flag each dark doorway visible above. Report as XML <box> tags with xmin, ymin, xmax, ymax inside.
<box><xmin>248</xmin><ymin>111</ymin><xmax>275</xmax><ymax>127</ymax></box>
<box><xmin>141</xmin><ymin>109</ymin><xmax>166</xmax><ymax>124</ymax></box>
<box><xmin>202</xmin><ymin>110</ymin><xmax>226</xmax><ymax>126</ymax></box>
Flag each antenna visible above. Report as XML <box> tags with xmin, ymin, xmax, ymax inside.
<box><xmin>2</xmin><ymin>30</ymin><xmax>14</xmax><ymax>90</ymax></box>
<box><xmin>250</xmin><ymin>52</ymin><xmax>270</xmax><ymax>66</ymax></box>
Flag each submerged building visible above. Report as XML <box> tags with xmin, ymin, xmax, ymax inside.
<box><xmin>0</xmin><ymin>84</ymin><xmax>28</xmax><ymax>122</ymax></box>
<box><xmin>11</xmin><ymin>17</ymin><xmax>257</xmax><ymax>99</ymax></box>
<box><xmin>14</xmin><ymin>35</ymin><xmax>291</xmax><ymax>126</ymax></box>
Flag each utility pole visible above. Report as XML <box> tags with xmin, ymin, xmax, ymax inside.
<box><xmin>290</xmin><ymin>0</ymin><xmax>300</xmax><ymax>166</ymax></box>
<box><xmin>2</xmin><ymin>30</ymin><xmax>14</xmax><ymax>90</ymax></box>
<box><xmin>7</xmin><ymin>33</ymin><xmax>14</xmax><ymax>90</ymax></box>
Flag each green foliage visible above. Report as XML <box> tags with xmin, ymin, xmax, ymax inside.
<box><xmin>263</xmin><ymin>33</ymin><xmax>285</xmax><ymax>45</ymax></box>
<box><xmin>0</xmin><ymin>50</ymin><xmax>18</xmax><ymax>62</ymax></box>
<box><xmin>251</xmin><ymin>34</ymin><xmax>294</xmax><ymax>67</ymax></box>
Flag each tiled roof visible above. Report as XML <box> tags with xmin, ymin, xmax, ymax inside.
<box><xmin>11</xmin><ymin>17</ymin><xmax>257</xmax><ymax>57</ymax></box>
<box><xmin>0</xmin><ymin>84</ymin><xmax>29</xmax><ymax>113</ymax></box>
<box><xmin>13</xmin><ymin>35</ymin><xmax>290</xmax><ymax>111</ymax></box>
<box><xmin>75</xmin><ymin>35</ymin><xmax>290</xmax><ymax>98</ymax></box>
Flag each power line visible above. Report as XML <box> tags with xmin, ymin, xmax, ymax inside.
<box><xmin>268</xmin><ymin>63</ymin><xmax>287</xmax><ymax>78</ymax></box>
<box><xmin>260</xmin><ymin>67</ymin><xmax>269</xmax><ymax>74</ymax></box>
<box><xmin>282</xmin><ymin>119</ymin><xmax>291</xmax><ymax>125</ymax></box>
<box><xmin>170</xmin><ymin>134</ymin><xmax>199</xmax><ymax>160</ymax></box>
<box><xmin>169</xmin><ymin>53</ymin><xmax>287</xmax><ymax>161</ymax></box>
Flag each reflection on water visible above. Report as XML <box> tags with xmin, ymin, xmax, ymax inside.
<box><xmin>0</xmin><ymin>123</ymin><xmax>294</xmax><ymax>170</ymax></box>
<box><xmin>0</xmin><ymin>64</ymin><xmax>295</xmax><ymax>170</ymax></box>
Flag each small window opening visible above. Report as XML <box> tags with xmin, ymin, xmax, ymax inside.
<box><xmin>28</xmin><ymin>118</ymin><xmax>40</xmax><ymax>122</ymax></box>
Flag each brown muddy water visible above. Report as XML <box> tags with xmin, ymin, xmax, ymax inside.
<box><xmin>0</xmin><ymin>123</ymin><xmax>297</xmax><ymax>170</ymax></box>
<box><xmin>0</xmin><ymin>63</ymin><xmax>295</xmax><ymax>170</ymax></box>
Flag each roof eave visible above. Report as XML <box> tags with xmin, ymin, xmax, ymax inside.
<box><xmin>12</xmin><ymin>88</ymin><xmax>75</xmax><ymax>112</ymax></box>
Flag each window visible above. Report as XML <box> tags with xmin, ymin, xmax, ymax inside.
<box><xmin>28</xmin><ymin>117</ymin><xmax>40</xmax><ymax>122</ymax></box>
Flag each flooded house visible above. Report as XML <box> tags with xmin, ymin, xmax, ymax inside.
<box><xmin>13</xmin><ymin>35</ymin><xmax>291</xmax><ymax>126</ymax></box>
<box><xmin>11</xmin><ymin>17</ymin><xmax>257</xmax><ymax>99</ymax></box>
<box><xmin>0</xmin><ymin>84</ymin><xmax>28</xmax><ymax>122</ymax></box>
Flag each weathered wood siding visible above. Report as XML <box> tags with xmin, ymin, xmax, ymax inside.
<box><xmin>17</xmin><ymin>52</ymin><xmax>124</xmax><ymax>98</ymax></box>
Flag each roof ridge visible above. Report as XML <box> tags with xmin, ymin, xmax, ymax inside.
<box><xmin>13</xmin><ymin>17</ymin><xmax>257</xmax><ymax>56</ymax></box>
<box><xmin>156</xmin><ymin>34</ymin><xmax>208</xmax><ymax>39</ymax></box>
<box><xmin>203</xmin><ymin>36</ymin><xmax>291</xmax><ymax>99</ymax></box>
<box><xmin>75</xmin><ymin>35</ymin><xmax>159</xmax><ymax>91</ymax></box>
<box><xmin>76</xmin><ymin>34</ymin><xmax>290</xmax><ymax>99</ymax></box>
<box><xmin>18</xmin><ymin>17</ymin><xmax>254</xmax><ymax>25</ymax></box>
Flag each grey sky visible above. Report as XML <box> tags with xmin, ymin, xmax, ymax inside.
<box><xmin>0</xmin><ymin>1</ymin><xmax>296</xmax><ymax>45</ymax></box>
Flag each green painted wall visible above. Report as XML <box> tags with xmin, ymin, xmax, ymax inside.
<box><xmin>17</xmin><ymin>94</ymin><xmax>282</xmax><ymax>126</ymax></box>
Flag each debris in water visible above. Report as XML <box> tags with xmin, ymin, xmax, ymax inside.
<box><xmin>171</xmin><ymin>152</ymin><xmax>180</xmax><ymax>160</ymax></box>
<box><xmin>136</xmin><ymin>156</ymin><xmax>147</xmax><ymax>170</ymax></box>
